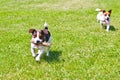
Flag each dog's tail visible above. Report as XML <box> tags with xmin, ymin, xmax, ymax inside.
<box><xmin>95</xmin><ymin>8</ymin><xmax>101</xmax><ymax>12</ymax></box>
<box><xmin>44</xmin><ymin>22</ymin><xmax>48</xmax><ymax>29</ymax></box>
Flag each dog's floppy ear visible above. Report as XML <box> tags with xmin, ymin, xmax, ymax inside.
<box><xmin>108</xmin><ymin>10</ymin><xmax>112</xmax><ymax>13</ymax></box>
<box><xmin>29</xmin><ymin>29</ymin><xmax>36</xmax><ymax>34</ymax></box>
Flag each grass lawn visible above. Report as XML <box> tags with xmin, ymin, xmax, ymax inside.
<box><xmin>0</xmin><ymin>0</ymin><xmax>120</xmax><ymax>79</ymax></box>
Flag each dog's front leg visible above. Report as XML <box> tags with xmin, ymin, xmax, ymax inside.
<box><xmin>35</xmin><ymin>50</ymin><xmax>44</xmax><ymax>61</ymax></box>
<box><xmin>31</xmin><ymin>48</ymin><xmax>36</xmax><ymax>57</ymax></box>
<box><xmin>106</xmin><ymin>25</ymin><xmax>110</xmax><ymax>31</ymax></box>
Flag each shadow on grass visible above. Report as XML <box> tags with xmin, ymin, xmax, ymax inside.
<box><xmin>43</xmin><ymin>50</ymin><xmax>62</xmax><ymax>63</ymax></box>
<box><xmin>109</xmin><ymin>25</ymin><xmax>117</xmax><ymax>31</ymax></box>
<box><xmin>104</xmin><ymin>25</ymin><xmax>117</xmax><ymax>31</ymax></box>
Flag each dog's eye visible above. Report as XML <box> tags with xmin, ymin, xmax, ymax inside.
<box><xmin>104</xmin><ymin>14</ymin><xmax>107</xmax><ymax>16</ymax></box>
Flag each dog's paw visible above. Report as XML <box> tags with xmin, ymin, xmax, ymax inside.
<box><xmin>35</xmin><ymin>58</ymin><xmax>40</xmax><ymax>62</ymax></box>
<box><xmin>106</xmin><ymin>29</ymin><xmax>109</xmax><ymax>32</ymax></box>
<box><xmin>36</xmin><ymin>60</ymin><xmax>40</xmax><ymax>62</ymax></box>
<box><xmin>35</xmin><ymin>55</ymin><xmax>40</xmax><ymax>61</ymax></box>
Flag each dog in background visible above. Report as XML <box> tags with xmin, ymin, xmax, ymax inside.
<box><xmin>96</xmin><ymin>8</ymin><xmax>112</xmax><ymax>31</ymax></box>
<box><xmin>29</xmin><ymin>22</ymin><xmax>52</xmax><ymax>61</ymax></box>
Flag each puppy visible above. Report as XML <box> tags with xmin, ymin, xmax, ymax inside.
<box><xmin>96</xmin><ymin>8</ymin><xmax>112</xmax><ymax>31</ymax></box>
<box><xmin>29</xmin><ymin>23</ymin><xmax>52</xmax><ymax>61</ymax></box>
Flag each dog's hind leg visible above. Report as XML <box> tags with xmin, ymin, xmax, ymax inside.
<box><xmin>46</xmin><ymin>47</ymin><xmax>50</xmax><ymax>56</ymax></box>
<box><xmin>35</xmin><ymin>50</ymin><xmax>44</xmax><ymax>61</ymax></box>
<box><xmin>46</xmin><ymin>37</ymin><xmax>52</xmax><ymax>56</ymax></box>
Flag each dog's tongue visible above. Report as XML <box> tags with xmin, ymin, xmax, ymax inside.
<box><xmin>105</xmin><ymin>20</ymin><xmax>110</xmax><ymax>24</ymax></box>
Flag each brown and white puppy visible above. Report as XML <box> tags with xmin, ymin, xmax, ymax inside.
<box><xmin>96</xmin><ymin>8</ymin><xmax>112</xmax><ymax>31</ymax></box>
<box><xmin>29</xmin><ymin>23</ymin><xmax>52</xmax><ymax>61</ymax></box>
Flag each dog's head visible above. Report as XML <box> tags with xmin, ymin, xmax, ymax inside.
<box><xmin>102</xmin><ymin>10</ymin><xmax>112</xmax><ymax>21</ymax></box>
<box><xmin>29</xmin><ymin>29</ymin><xmax>44</xmax><ymax>45</ymax></box>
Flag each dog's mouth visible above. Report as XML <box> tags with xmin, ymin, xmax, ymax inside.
<box><xmin>105</xmin><ymin>19</ymin><xmax>110</xmax><ymax>24</ymax></box>
<box><xmin>106</xmin><ymin>17</ymin><xmax>110</xmax><ymax>21</ymax></box>
<box><xmin>32</xmin><ymin>38</ymin><xmax>43</xmax><ymax>45</ymax></box>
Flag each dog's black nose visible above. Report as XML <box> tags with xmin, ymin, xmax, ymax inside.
<box><xmin>37</xmin><ymin>41</ymin><xmax>40</xmax><ymax>43</ymax></box>
<box><xmin>36</xmin><ymin>40</ymin><xmax>42</xmax><ymax>44</ymax></box>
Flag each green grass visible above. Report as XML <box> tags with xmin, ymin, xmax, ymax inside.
<box><xmin>0</xmin><ymin>0</ymin><xmax>120</xmax><ymax>79</ymax></box>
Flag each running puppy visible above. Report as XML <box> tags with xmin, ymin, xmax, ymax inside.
<box><xmin>29</xmin><ymin>22</ymin><xmax>52</xmax><ymax>61</ymax></box>
<box><xmin>96</xmin><ymin>8</ymin><xmax>112</xmax><ymax>31</ymax></box>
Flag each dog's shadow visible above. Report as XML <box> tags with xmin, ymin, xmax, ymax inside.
<box><xmin>110</xmin><ymin>25</ymin><xmax>117</xmax><ymax>31</ymax></box>
<box><xmin>43</xmin><ymin>50</ymin><xmax>62</xmax><ymax>63</ymax></box>
<box><xmin>104</xmin><ymin>25</ymin><xmax>117</xmax><ymax>31</ymax></box>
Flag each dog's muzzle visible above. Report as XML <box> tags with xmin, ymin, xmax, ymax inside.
<box><xmin>33</xmin><ymin>37</ymin><xmax>43</xmax><ymax>45</ymax></box>
<box><xmin>36</xmin><ymin>40</ymin><xmax>42</xmax><ymax>44</ymax></box>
